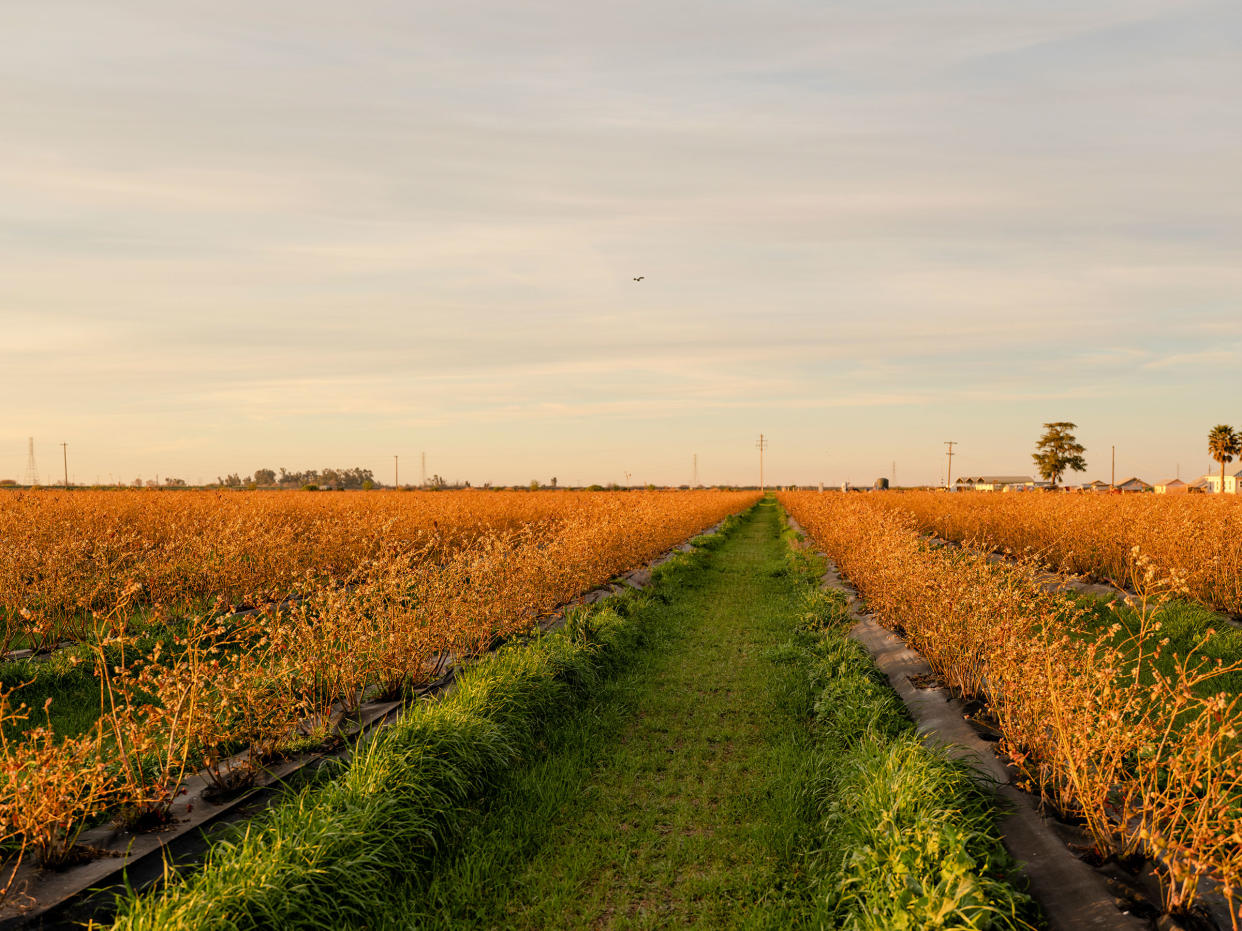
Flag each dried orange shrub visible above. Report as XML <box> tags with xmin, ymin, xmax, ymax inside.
<box><xmin>0</xmin><ymin>489</ymin><xmax>681</xmax><ymax>647</ymax></box>
<box><xmin>0</xmin><ymin>490</ymin><xmax>756</xmax><ymax>876</ymax></box>
<box><xmin>0</xmin><ymin>689</ymin><xmax>113</xmax><ymax>876</ymax></box>
<box><xmin>780</xmin><ymin>491</ymin><xmax>1242</xmax><ymax>924</ymax></box>
<box><xmin>868</xmin><ymin>490</ymin><xmax>1242</xmax><ymax>615</ymax></box>
<box><xmin>276</xmin><ymin>493</ymin><xmax>755</xmax><ymax>714</ymax></box>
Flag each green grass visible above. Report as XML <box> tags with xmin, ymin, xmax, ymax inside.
<box><xmin>790</xmin><ymin>618</ymin><xmax>1037</xmax><ymax>930</ymax></box>
<box><xmin>0</xmin><ymin>648</ymin><xmax>103</xmax><ymax>740</ymax></box>
<box><xmin>1</xmin><ymin>610</ymin><xmax>221</xmax><ymax>742</ymax></box>
<box><xmin>1066</xmin><ymin>594</ymin><xmax>1242</xmax><ymax>696</ymax></box>
<box><xmin>387</xmin><ymin>497</ymin><xmax>823</xmax><ymax>930</ymax></box>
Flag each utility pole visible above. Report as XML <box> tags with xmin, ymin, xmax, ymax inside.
<box><xmin>944</xmin><ymin>441</ymin><xmax>957</xmax><ymax>489</ymax></box>
<box><xmin>1111</xmin><ymin>446</ymin><xmax>1115</xmax><ymax>490</ymax></box>
<box><xmin>420</xmin><ymin>451</ymin><xmax>426</xmax><ymax>488</ymax></box>
<box><xmin>892</xmin><ymin>460</ymin><xmax>896</xmax><ymax>487</ymax></box>
<box><xmin>756</xmin><ymin>434</ymin><xmax>768</xmax><ymax>492</ymax></box>
<box><xmin>60</xmin><ymin>442</ymin><xmax>68</xmax><ymax>488</ymax></box>
<box><xmin>692</xmin><ymin>453</ymin><xmax>698</xmax><ymax>487</ymax></box>
<box><xmin>394</xmin><ymin>455</ymin><xmax>399</xmax><ymax>489</ymax></box>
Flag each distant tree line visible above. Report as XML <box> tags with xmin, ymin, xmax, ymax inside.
<box><xmin>216</xmin><ymin>467</ymin><xmax>376</xmax><ymax>490</ymax></box>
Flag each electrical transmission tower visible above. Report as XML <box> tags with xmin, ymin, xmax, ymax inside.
<box><xmin>24</xmin><ymin>437</ymin><xmax>39</xmax><ymax>486</ymax></box>
<box><xmin>420</xmin><ymin>452</ymin><xmax>426</xmax><ymax>488</ymax></box>
<box><xmin>692</xmin><ymin>453</ymin><xmax>698</xmax><ymax>486</ymax></box>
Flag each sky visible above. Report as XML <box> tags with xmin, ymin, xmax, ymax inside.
<box><xmin>2</xmin><ymin>0</ymin><xmax>1240</xmax><ymax>487</ymax></box>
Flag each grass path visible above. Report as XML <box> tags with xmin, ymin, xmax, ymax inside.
<box><xmin>399</xmin><ymin>499</ymin><xmax>818</xmax><ymax>930</ymax></box>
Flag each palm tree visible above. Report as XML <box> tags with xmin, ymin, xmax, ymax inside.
<box><xmin>1207</xmin><ymin>424</ymin><xmax>1240</xmax><ymax>493</ymax></box>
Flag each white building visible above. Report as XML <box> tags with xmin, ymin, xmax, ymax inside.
<box><xmin>955</xmin><ymin>475</ymin><xmax>1037</xmax><ymax>492</ymax></box>
<box><xmin>1204</xmin><ymin>469</ymin><xmax>1242</xmax><ymax>494</ymax></box>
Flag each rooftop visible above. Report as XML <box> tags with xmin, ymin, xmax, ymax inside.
<box><xmin>956</xmin><ymin>475</ymin><xmax>1035</xmax><ymax>485</ymax></box>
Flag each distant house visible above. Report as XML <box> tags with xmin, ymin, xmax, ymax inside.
<box><xmin>1116</xmin><ymin>477</ymin><xmax>1153</xmax><ymax>493</ymax></box>
<box><xmin>1154</xmin><ymin>478</ymin><xmax>1188</xmax><ymax>495</ymax></box>
<box><xmin>1204</xmin><ymin>469</ymin><xmax>1242</xmax><ymax>494</ymax></box>
<box><xmin>955</xmin><ymin>475</ymin><xmax>1037</xmax><ymax>492</ymax></box>
<box><xmin>1083</xmin><ymin>480</ymin><xmax>1110</xmax><ymax>493</ymax></box>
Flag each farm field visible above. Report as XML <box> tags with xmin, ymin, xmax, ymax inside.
<box><xmin>843</xmin><ymin>490</ymin><xmax>1242</xmax><ymax>695</ymax></box>
<box><xmin>0</xmin><ymin>489</ymin><xmax>755</xmax><ymax>897</ymax></box>
<box><xmin>105</xmin><ymin>500</ymin><xmax>1035</xmax><ymax>931</ymax></box>
<box><xmin>5</xmin><ymin>492</ymin><xmax>1239</xmax><ymax>929</ymax></box>
<box><xmin>868</xmin><ymin>490</ymin><xmax>1242</xmax><ymax>616</ymax></box>
<box><xmin>781</xmin><ymin>491</ymin><xmax>1242</xmax><ymax>928</ymax></box>
<box><xmin>0</xmin><ymin>488</ymin><xmax>748</xmax><ymax>652</ymax></box>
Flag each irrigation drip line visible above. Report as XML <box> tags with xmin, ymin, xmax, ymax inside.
<box><xmin>0</xmin><ymin>522</ymin><xmax>723</xmax><ymax>930</ymax></box>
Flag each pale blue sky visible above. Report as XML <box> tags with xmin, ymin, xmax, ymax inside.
<box><xmin>3</xmin><ymin>1</ymin><xmax>1239</xmax><ymax>486</ymax></box>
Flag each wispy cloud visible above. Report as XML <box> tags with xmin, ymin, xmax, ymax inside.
<box><xmin>1144</xmin><ymin>348</ymin><xmax>1241</xmax><ymax>370</ymax></box>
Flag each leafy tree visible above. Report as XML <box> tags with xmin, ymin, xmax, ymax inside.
<box><xmin>254</xmin><ymin>468</ymin><xmax>277</xmax><ymax>486</ymax></box>
<box><xmin>1032</xmin><ymin>422</ymin><xmax>1086</xmax><ymax>487</ymax></box>
<box><xmin>1208</xmin><ymin>424</ymin><xmax>1240</xmax><ymax>493</ymax></box>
